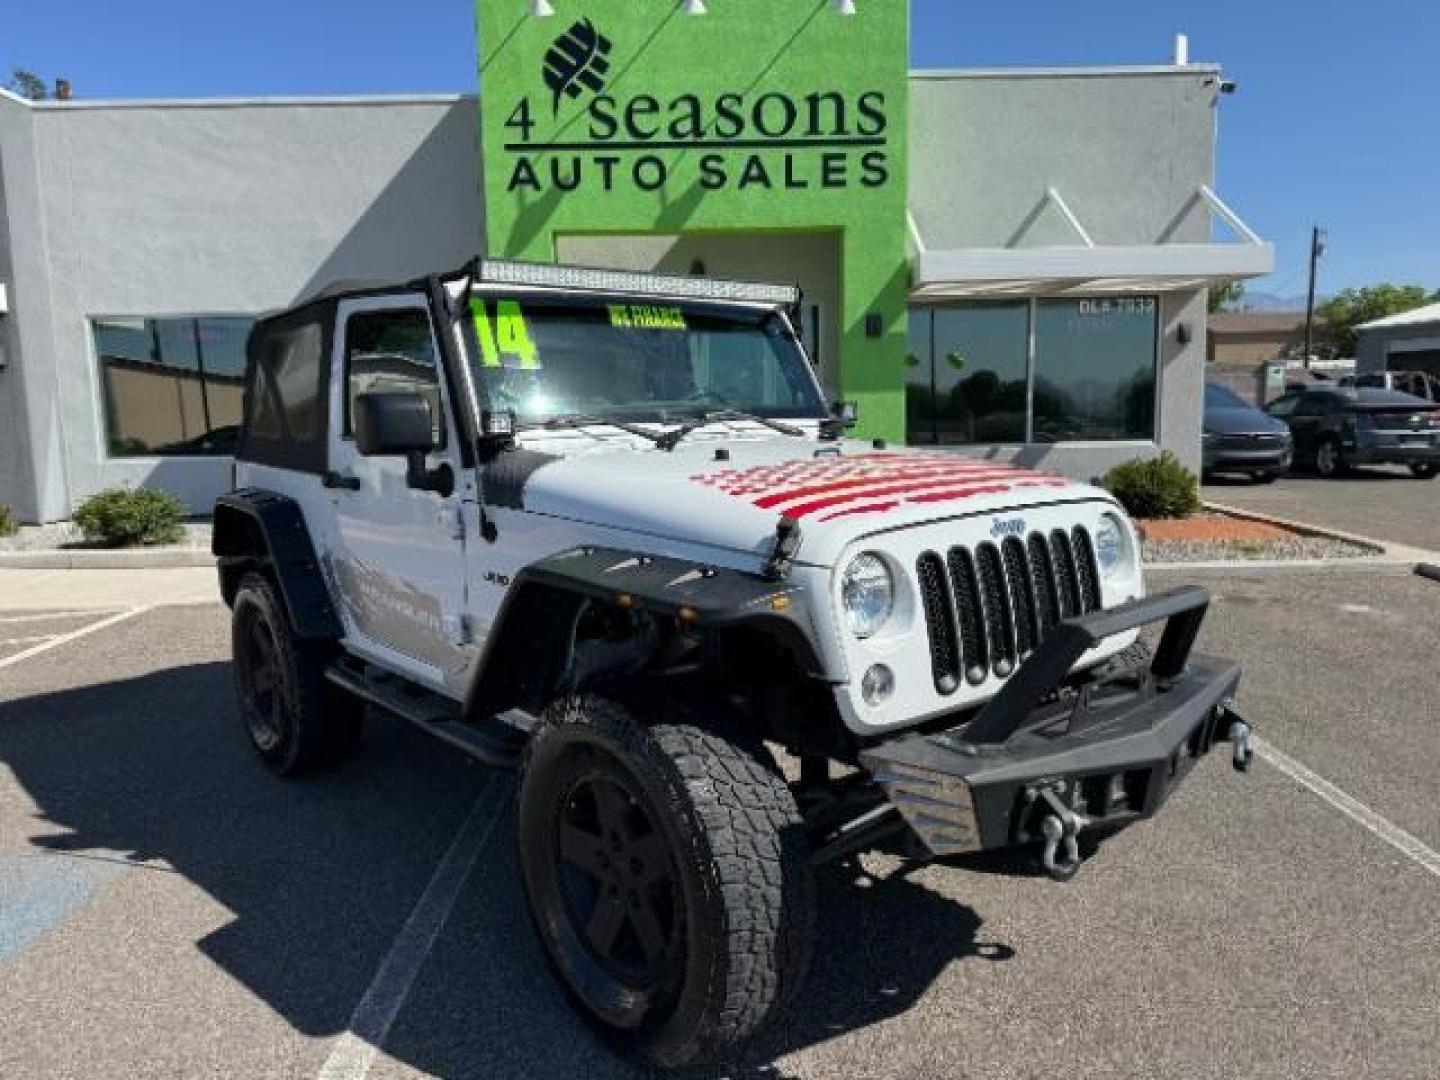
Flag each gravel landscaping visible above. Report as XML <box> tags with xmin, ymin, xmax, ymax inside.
<box><xmin>1138</xmin><ymin>511</ymin><xmax>1379</xmax><ymax>563</ymax></box>
<box><xmin>0</xmin><ymin>521</ymin><xmax>213</xmax><ymax>552</ymax></box>
<box><xmin>1142</xmin><ymin>533</ymin><xmax>1375</xmax><ymax>563</ymax></box>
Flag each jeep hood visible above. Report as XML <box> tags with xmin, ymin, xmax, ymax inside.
<box><xmin>504</xmin><ymin>438</ymin><xmax>1113</xmax><ymax>569</ymax></box>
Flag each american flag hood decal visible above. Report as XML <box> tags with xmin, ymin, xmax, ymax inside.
<box><xmin>690</xmin><ymin>451</ymin><xmax>1073</xmax><ymax>523</ymax></box>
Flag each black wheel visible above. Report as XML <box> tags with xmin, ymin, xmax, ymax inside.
<box><xmin>516</xmin><ymin>695</ymin><xmax>814</xmax><ymax>1069</ymax></box>
<box><xmin>1252</xmin><ymin>470</ymin><xmax>1280</xmax><ymax>484</ymax></box>
<box><xmin>1409</xmin><ymin>463</ymin><xmax>1439</xmax><ymax>479</ymax></box>
<box><xmin>231</xmin><ymin>572</ymin><xmax>362</xmax><ymax>774</ymax></box>
<box><xmin>1314</xmin><ymin>437</ymin><xmax>1347</xmax><ymax>477</ymax></box>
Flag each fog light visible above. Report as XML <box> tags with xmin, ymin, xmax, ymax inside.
<box><xmin>861</xmin><ymin>664</ymin><xmax>895</xmax><ymax>706</ymax></box>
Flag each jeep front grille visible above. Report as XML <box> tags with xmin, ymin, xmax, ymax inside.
<box><xmin>918</xmin><ymin>527</ymin><xmax>1103</xmax><ymax>695</ymax></box>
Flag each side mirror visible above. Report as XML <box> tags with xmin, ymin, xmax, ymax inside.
<box><xmin>353</xmin><ymin>392</ymin><xmax>453</xmax><ymax>497</ymax></box>
<box><xmin>354</xmin><ymin>392</ymin><xmax>435</xmax><ymax>456</ymax></box>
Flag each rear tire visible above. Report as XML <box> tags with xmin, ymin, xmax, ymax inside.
<box><xmin>516</xmin><ymin>694</ymin><xmax>814</xmax><ymax>1069</ymax></box>
<box><xmin>1409</xmin><ymin>463</ymin><xmax>1439</xmax><ymax>479</ymax></box>
<box><xmin>1315</xmin><ymin>437</ymin><xmax>1347</xmax><ymax>477</ymax></box>
<box><xmin>231</xmin><ymin>572</ymin><xmax>362</xmax><ymax>774</ymax></box>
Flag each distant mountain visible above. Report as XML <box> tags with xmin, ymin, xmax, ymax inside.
<box><xmin>1232</xmin><ymin>292</ymin><xmax>1327</xmax><ymax>313</ymax></box>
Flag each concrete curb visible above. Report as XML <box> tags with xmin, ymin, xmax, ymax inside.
<box><xmin>1148</xmin><ymin>558</ymin><xmax>1423</xmax><ymax>575</ymax></box>
<box><xmin>1144</xmin><ymin>501</ymin><xmax>1440</xmax><ymax>574</ymax></box>
<box><xmin>1200</xmin><ymin>500</ymin><xmax>1395</xmax><ymax>554</ymax></box>
<box><xmin>0</xmin><ymin>548</ymin><xmax>216</xmax><ymax>569</ymax></box>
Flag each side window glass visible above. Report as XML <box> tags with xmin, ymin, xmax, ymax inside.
<box><xmin>1266</xmin><ymin>394</ymin><xmax>1299</xmax><ymax>418</ymax></box>
<box><xmin>344</xmin><ymin>308</ymin><xmax>445</xmax><ymax>445</ymax></box>
<box><xmin>251</xmin><ymin>321</ymin><xmax>324</xmax><ymax>441</ymax></box>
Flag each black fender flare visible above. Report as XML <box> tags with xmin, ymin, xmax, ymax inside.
<box><xmin>212</xmin><ymin>489</ymin><xmax>343</xmax><ymax>640</ymax></box>
<box><xmin>465</xmin><ymin>545</ymin><xmax>828</xmax><ymax>721</ymax></box>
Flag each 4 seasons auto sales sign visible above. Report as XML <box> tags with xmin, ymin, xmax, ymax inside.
<box><xmin>475</xmin><ymin>0</ymin><xmax>911</xmax><ymax>440</ymax></box>
<box><xmin>477</xmin><ymin>0</ymin><xmax>907</xmax><ymax>248</ymax></box>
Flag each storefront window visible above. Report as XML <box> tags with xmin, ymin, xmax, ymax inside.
<box><xmin>907</xmin><ymin>296</ymin><xmax>1159</xmax><ymax>445</ymax></box>
<box><xmin>94</xmin><ymin>317</ymin><xmax>253</xmax><ymax>456</ymax></box>
<box><xmin>1032</xmin><ymin>297</ymin><xmax>1157</xmax><ymax>442</ymax></box>
<box><xmin>904</xmin><ymin>309</ymin><xmax>936</xmax><ymax>444</ymax></box>
<box><xmin>930</xmin><ymin>303</ymin><xmax>1029</xmax><ymax>444</ymax></box>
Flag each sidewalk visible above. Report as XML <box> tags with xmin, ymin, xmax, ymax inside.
<box><xmin>0</xmin><ymin>567</ymin><xmax>218</xmax><ymax>611</ymax></box>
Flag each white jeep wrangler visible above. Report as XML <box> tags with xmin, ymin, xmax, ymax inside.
<box><xmin>214</xmin><ymin>260</ymin><xmax>1251</xmax><ymax>1068</ymax></box>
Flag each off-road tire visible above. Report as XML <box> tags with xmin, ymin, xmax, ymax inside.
<box><xmin>515</xmin><ymin>694</ymin><xmax>815</xmax><ymax>1069</ymax></box>
<box><xmin>1409</xmin><ymin>463</ymin><xmax>1439</xmax><ymax>479</ymax></box>
<box><xmin>231</xmin><ymin>572</ymin><xmax>362</xmax><ymax>774</ymax></box>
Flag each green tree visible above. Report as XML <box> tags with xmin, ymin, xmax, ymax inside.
<box><xmin>1317</xmin><ymin>284</ymin><xmax>1439</xmax><ymax>356</ymax></box>
<box><xmin>1208</xmin><ymin>281</ymin><xmax>1245</xmax><ymax>313</ymax></box>
<box><xmin>5</xmin><ymin>69</ymin><xmax>47</xmax><ymax>101</ymax></box>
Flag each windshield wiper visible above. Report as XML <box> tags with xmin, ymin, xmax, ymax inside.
<box><xmin>656</xmin><ymin>410</ymin><xmax>807</xmax><ymax>452</ymax></box>
<box><xmin>531</xmin><ymin>413</ymin><xmax>666</xmax><ymax>445</ymax></box>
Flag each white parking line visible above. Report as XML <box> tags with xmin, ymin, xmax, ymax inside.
<box><xmin>0</xmin><ymin>635</ymin><xmax>56</xmax><ymax>647</ymax></box>
<box><xmin>316</xmin><ymin>776</ymin><xmax>508</xmax><ymax>1080</ymax></box>
<box><xmin>0</xmin><ymin>611</ymin><xmax>106</xmax><ymax>624</ymax></box>
<box><xmin>1255</xmin><ymin>735</ymin><xmax>1440</xmax><ymax>880</ymax></box>
<box><xmin>0</xmin><ymin>608</ymin><xmax>151</xmax><ymax>671</ymax></box>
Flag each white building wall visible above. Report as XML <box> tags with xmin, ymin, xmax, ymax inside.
<box><xmin>5</xmin><ymin>95</ymin><xmax>483</xmax><ymax>521</ymax></box>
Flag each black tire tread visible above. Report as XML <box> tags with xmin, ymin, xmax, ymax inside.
<box><xmin>517</xmin><ymin>694</ymin><xmax>814</xmax><ymax>1069</ymax></box>
<box><xmin>233</xmin><ymin>572</ymin><xmax>361</xmax><ymax>773</ymax></box>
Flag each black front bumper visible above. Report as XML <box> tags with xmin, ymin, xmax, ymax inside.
<box><xmin>860</xmin><ymin>587</ymin><xmax>1248</xmax><ymax>862</ymax></box>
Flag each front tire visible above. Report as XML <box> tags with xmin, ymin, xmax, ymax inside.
<box><xmin>516</xmin><ymin>695</ymin><xmax>814</xmax><ymax>1069</ymax></box>
<box><xmin>231</xmin><ymin>572</ymin><xmax>362</xmax><ymax>774</ymax></box>
<box><xmin>1410</xmin><ymin>463</ymin><xmax>1439</xmax><ymax>479</ymax></box>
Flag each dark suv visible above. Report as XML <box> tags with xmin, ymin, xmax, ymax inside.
<box><xmin>1202</xmin><ymin>382</ymin><xmax>1292</xmax><ymax>482</ymax></box>
<box><xmin>1265</xmin><ymin>387</ymin><xmax>1440</xmax><ymax>478</ymax></box>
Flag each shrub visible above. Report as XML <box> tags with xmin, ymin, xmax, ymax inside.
<box><xmin>0</xmin><ymin>504</ymin><xmax>17</xmax><ymax>538</ymax></box>
<box><xmin>1103</xmin><ymin>452</ymin><xmax>1200</xmax><ymax>520</ymax></box>
<box><xmin>73</xmin><ymin>487</ymin><xmax>185</xmax><ymax>547</ymax></box>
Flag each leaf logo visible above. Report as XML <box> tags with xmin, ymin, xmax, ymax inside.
<box><xmin>542</xmin><ymin>18</ymin><xmax>613</xmax><ymax>115</ymax></box>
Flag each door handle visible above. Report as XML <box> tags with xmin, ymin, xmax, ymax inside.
<box><xmin>322</xmin><ymin>471</ymin><xmax>361</xmax><ymax>491</ymax></box>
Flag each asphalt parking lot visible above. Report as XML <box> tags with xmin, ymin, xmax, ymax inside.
<box><xmin>1205</xmin><ymin>466</ymin><xmax>1440</xmax><ymax>552</ymax></box>
<box><xmin>2</xmin><ymin>571</ymin><xmax>1438</xmax><ymax>1080</ymax></box>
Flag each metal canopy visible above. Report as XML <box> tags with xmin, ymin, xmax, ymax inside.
<box><xmin>909</xmin><ymin>186</ymin><xmax>1274</xmax><ymax>300</ymax></box>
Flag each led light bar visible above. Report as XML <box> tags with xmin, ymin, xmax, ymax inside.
<box><xmin>476</xmin><ymin>258</ymin><xmax>801</xmax><ymax>307</ymax></box>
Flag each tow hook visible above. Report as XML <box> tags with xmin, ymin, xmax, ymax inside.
<box><xmin>1224</xmin><ymin>703</ymin><xmax>1253</xmax><ymax>773</ymax></box>
<box><xmin>1035</xmin><ymin>785</ymin><xmax>1089</xmax><ymax>883</ymax></box>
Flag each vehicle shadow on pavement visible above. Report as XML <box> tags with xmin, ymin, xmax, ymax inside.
<box><xmin>1</xmin><ymin>662</ymin><xmax>1013</xmax><ymax>1079</ymax></box>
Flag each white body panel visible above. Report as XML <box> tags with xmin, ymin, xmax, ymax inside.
<box><xmin>236</xmin><ymin>284</ymin><xmax>1147</xmax><ymax>737</ymax></box>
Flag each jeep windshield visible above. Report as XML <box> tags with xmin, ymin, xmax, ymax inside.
<box><xmin>462</xmin><ymin>294</ymin><xmax>826</xmax><ymax>428</ymax></box>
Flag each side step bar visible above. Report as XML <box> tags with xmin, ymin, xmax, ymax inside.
<box><xmin>325</xmin><ymin>660</ymin><xmax>530</xmax><ymax>769</ymax></box>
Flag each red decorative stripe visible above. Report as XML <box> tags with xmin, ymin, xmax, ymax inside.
<box><xmin>905</xmin><ymin>478</ymin><xmax>1070</xmax><ymax>504</ymax></box>
<box><xmin>781</xmin><ymin>472</ymin><xmax>1053</xmax><ymax>519</ymax></box>
<box><xmin>750</xmin><ymin>463</ymin><xmax>1030</xmax><ymax>510</ymax></box>
<box><xmin>817</xmin><ymin>500</ymin><xmax>902</xmax><ymax>522</ymax></box>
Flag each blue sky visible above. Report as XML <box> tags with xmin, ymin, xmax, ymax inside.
<box><xmin>5</xmin><ymin>0</ymin><xmax>1436</xmax><ymax>298</ymax></box>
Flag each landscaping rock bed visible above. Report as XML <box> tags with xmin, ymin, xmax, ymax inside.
<box><xmin>1139</xmin><ymin>511</ymin><xmax>1377</xmax><ymax>563</ymax></box>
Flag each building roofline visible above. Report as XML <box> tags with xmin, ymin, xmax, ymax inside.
<box><xmin>910</xmin><ymin>63</ymin><xmax>1222</xmax><ymax>80</ymax></box>
<box><xmin>24</xmin><ymin>92</ymin><xmax>476</xmax><ymax>111</ymax></box>
<box><xmin>3</xmin><ymin>63</ymin><xmax>1223</xmax><ymax>112</ymax></box>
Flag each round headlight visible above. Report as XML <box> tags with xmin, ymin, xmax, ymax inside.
<box><xmin>841</xmin><ymin>553</ymin><xmax>894</xmax><ymax>639</ymax></box>
<box><xmin>1095</xmin><ymin>512</ymin><xmax>1135</xmax><ymax>578</ymax></box>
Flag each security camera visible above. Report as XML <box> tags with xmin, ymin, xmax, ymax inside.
<box><xmin>1219</xmin><ymin>80</ymin><xmax>1238</xmax><ymax>94</ymax></box>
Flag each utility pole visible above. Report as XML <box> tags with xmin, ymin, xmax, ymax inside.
<box><xmin>1303</xmin><ymin>225</ymin><xmax>1326</xmax><ymax>368</ymax></box>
